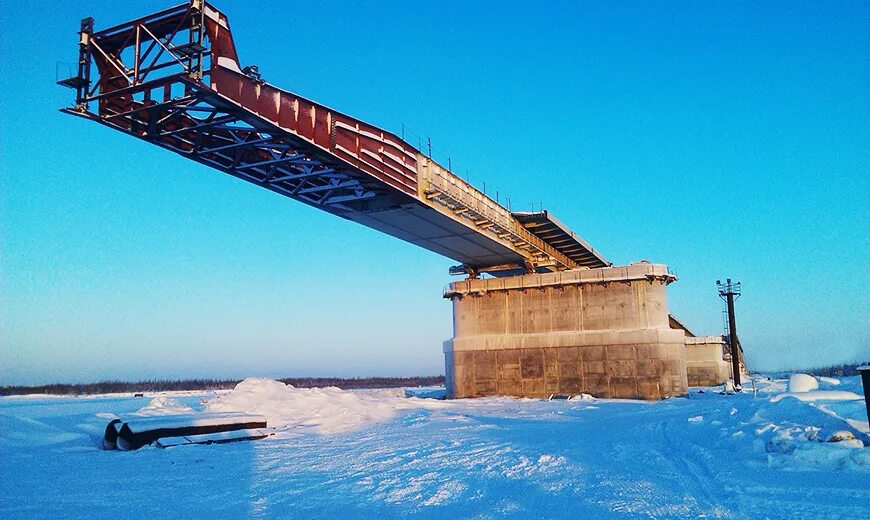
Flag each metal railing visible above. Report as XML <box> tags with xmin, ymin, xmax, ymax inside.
<box><xmin>420</xmin><ymin>160</ymin><xmax>577</xmax><ymax>271</ymax></box>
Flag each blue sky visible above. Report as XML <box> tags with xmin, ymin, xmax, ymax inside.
<box><xmin>1</xmin><ymin>1</ymin><xmax>868</xmax><ymax>385</ymax></box>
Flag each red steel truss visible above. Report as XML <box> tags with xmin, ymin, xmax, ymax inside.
<box><xmin>59</xmin><ymin>1</ymin><xmax>610</xmax><ymax>275</ymax></box>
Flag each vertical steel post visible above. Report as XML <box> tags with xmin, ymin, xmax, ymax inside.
<box><xmin>76</xmin><ymin>17</ymin><xmax>94</xmax><ymax>109</ymax></box>
<box><xmin>858</xmin><ymin>366</ymin><xmax>870</xmax><ymax>428</ymax></box>
<box><xmin>726</xmin><ymin>291</ymin><xmax>741</xmax><ymax>388</ymax></box>
<box><xmin>718</xmin><ymin>278</ymin><xmax>743</xmax><ymax>390</ymax></box>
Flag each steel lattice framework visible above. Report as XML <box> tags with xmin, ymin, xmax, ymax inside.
<box><xmin>60</xmin><ymin>1</ymin><xmax>610</xmax><ymax>276</ymax></box>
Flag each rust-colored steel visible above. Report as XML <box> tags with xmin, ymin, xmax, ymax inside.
<box><xmin>210</xmin><ymin>66</ymin><xmax>418</xmax><ymax>197</ymax></box>
<box><xmin>59</xmin><ymin>1</ymin><xmax>608</xmax><ymax>274</ymax></box>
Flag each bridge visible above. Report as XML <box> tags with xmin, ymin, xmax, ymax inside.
<box><xmin>58</xmin><ymin>0</ymin><xmax>609</xmax><ymax>278</ymax></box>
<box><xmin>59</xmin><ymin>1</ymin><xmax>701</xmax><ymax>401</ymax></box>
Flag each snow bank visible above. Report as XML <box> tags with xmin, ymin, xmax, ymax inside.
<box><xmin>135</xmin><ymin>396</ymin><xmax>195</xmax><ymax>416</ymax></box>
<box><xmin>788</xmin><ymin>373</ymin><xmax>818</xmax><ymax>393</ymax></box>
<box><xmin>770</xmin><ymin>391</ymin><xmax>863</xmax><ymax>403</ymax></box>
<box><xmin>203</xmin><ymin>378</ymin><xmax>445</xmax><ymax>434</ymax></box>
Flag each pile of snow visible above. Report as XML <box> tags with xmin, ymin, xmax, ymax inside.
<box><xmin>771</xmin><ymin>390</ymin><xmax>863</xmax><ymax>403</ymax></box>
<box><xmin>788</xmin><ymin>373</ymin><xmax>819</xmax><ymax>393</ymax></box>
<box><xmin>768</xmin><ymin>373</ymin><xmax>863</xmax><ymax>403</ymax></box>
<box><xmin>203</xmin><ymin>378</ymin><xmax>445</xmax><ymax>434</ymax></box>
<box><xmin>135</xmin><ymin>396</ymin><xmax>195</xmax><ymax>416</ymax></box>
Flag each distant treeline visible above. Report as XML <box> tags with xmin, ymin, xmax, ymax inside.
<box><xmin>768</xmin><ymin>362</ymin><xmax>867</xmax><ymax>379</ymax></box>
<box><xmin>802</xmin><ymin>363</ymin><xmax>866</xmax><ymax>377</ymax></box>
<box><xmin>0</xmin><ymin>376</ymin><xmax>445</xmax><ymax>397</ymax></box>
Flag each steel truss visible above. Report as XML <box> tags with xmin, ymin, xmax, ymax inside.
<box><xmin>59</xmin><ymin>1</ymin><xmax>393</xmax><ymax>214</ymax></box>
<box><xmin>59</xmin><ymin>1</ymin><xmax>610</xmax><ymax>277</ymax></box>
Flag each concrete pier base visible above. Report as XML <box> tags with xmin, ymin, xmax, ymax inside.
<box><xmin>443</xmin><ymin>263</ymin><xmax>688</xmax><ymax>400</ymax></box>
<box><xmin>686</xmin><ymin>336</ymin><xmax>731</xmax><ymax>387</ymax></box>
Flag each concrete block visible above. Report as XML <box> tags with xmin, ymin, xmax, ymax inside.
<box><xmin>497</xmin><ymin>349</ymin><xmax>520</xmax><ymax>365</ymax></box>
<box><xmin>556</xmin><ymin>345</ymin><xmax>580</xmax><ymax>361</ymax></box>
<box><xmin>606</xmin><ymin>345</ymin><xmax>637</xmax><ymax>361</ymax></box>
<box><xmin>607</xmin><ymin>360</ymin><xmax>637</xmax><ymax>377</ymax></box>
<box><xmin>582</xmin><ymin>345</ymin><xmax>606</xmax><ymax>362</ymax></box>
<box><xmin>610</xmin><ymin>377</ymin><xmax>639</xmax><ymax>399</ymax></box>
<box><xmin>584</xmin><ymin>375</ymin><xmax>609</xmax><ymax>396</ymax></box>
<box><xmin>444</xmin><ymin>265</ymin><xmax>687</xmax><ymax>400</ymax></box>
<box><xmin>522</xmin><ymin>379</ymin><xmax>545</xmax><ymax>396</ymax></box>
<box><xmin>583</xmin><ymin>361</ymin><xmax>606</xmax><ymax>375</ymax></box>
<box><xmin>559</xmin><ymin>362</ymin><xmax>581</xmax><ymax>378</ymax></box>
<box><xmin>520</xmin><ymin>351</ymin><xmax>544</xmax><ymax>379</ymax></box>
<box><xmin>561</xmin><ymin>377</ymin><xmax>582</xmax><ymax>394</ymax></box>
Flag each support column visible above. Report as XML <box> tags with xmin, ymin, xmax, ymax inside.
<box><xmin>443</xmin><ymin>262</ymin><xmax>688</xmax><ymax>400</ymax></box>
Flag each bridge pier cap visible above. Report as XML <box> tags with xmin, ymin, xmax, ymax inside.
<box><xmin>443</xmin><ymin>262</ymin><xmax>689</xmax><ymax>400</ymax></box>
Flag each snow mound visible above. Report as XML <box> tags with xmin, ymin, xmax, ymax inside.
<box><xmin>135</xmin><ymin>396</ymin><xmax>195</xmax><ymax>416</ymax></box>
<box><xmin>818</xmin><ymin>376</ymin><xmax>840</xmax><ymax>386</ymax></box>
<box><xmin>770</xmin><ymin>391</ymin><xmax>863</xmax><ymax>403</ymax></box>
<box><xmin>788</xmin><ymin>373</ymin><xmax>818</xmax><ymax>393</ymax></box>
<box><xmin>203</xmin><ymin>377</ymin><xmax>444</xmax><ymax>434</ymax></box>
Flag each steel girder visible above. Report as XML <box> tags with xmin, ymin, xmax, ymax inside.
<box><xmin>59</xmin><ymin>0</ymin><xmax>609</xmax><ymax>276</ymax></box>
<box><xmin>59</xmin><ymin>1</ymin><xmax>397</xmax><ymax>214</ymax></box>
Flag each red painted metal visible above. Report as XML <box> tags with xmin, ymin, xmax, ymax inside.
<box><xmin>210</xmin><ymin>66</ymin><xmax>418</xmax><ymax>196</ymax></box>
<box><xmin>72</xmin><ymin>1</ymin><xmax>420</xmax><ymax>199</ymax></box>
<box><xmin>59</xmin><ymin>1</ymin><xmax>609</xmax><ymax>274</ymax></box>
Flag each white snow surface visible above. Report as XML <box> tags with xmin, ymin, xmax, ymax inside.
<box><xmin>1</xmin><ymin>375</ymin><xmax>868</xmax><ymax>519</ymax></box>
<box><xmin>135</xmin><ymin>395</ymin><xmax>195</xmax><ymax>416</ymax></box>
<box><xmin>203</xmin><ymin>377</ymin><xmax>446</xmax><ymax>434</ymax></box>
<box><xmin>788</xmin><ymin>373</ymin><xmax>819</xmax><ymax>393</ymax></box>
<box><xmin>770</xmin><ymin>390</ymin><xmax>863</xmax><ymax>402</ymax></box>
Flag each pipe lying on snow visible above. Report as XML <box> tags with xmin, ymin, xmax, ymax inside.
<box><xmin>103</xmin><ymin>413</ymin><xmax>268</xmax><ymax>450</ymax></box>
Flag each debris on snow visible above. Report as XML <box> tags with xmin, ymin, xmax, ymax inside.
<box><xmin>827</xmin><ymin>430</ymin><xmax>864</xmax><ymax>448</ymax></box>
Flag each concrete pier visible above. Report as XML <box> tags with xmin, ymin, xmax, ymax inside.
<box><xmin>685</xmin><ymin>336</ymin><xmax>731</xmax><ymax>387</ymax></box>
<box><xmin>443</xmin><ymin>262</ymin><xmax>688</xmax><ymax>400</ymax></box>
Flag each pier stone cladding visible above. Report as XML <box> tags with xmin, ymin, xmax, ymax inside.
<box><xmin>686</xmin><ymin>336</ymin><xmax>731</xmax><ymax>387</ymax></box>
<box><xmin>443</xmin><ymin>263</ymin><xmax>688</xmax><ymax>400</ymax></box>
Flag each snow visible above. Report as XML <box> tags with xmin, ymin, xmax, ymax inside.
<box><xmin>770</xmin><ymin>390</ymin><xmax>863</xmax><ymax>403</ymax></box>
<box><xmin>134</xmin><ymin>395</ymin><xmax>195</xmax><ymax>416</ymax></box>
<box><xmin>1</xmin><ymin>375</ymin><xmax>868</xmax><ymax>518</ymax></box>
<box><xmin>788</xmin><ymin>373</ymin><xmax>819</xmax><ymax>392</ymax></box>
<box><xmin>203</xmin><ymin>377</ymin><xmax>446</xmax><ymax>434</ymax></box>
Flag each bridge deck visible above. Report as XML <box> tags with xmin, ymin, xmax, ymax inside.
<box><xmin>59</xmin><ymin>1</ymin><xmax>608</xmax><ymax>275</ymax></box>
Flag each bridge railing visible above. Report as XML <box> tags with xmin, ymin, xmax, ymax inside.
<box><xmin>420</xmin><ymin>160</ymin><xmax>577</xmax><ymax>271</ymax></box>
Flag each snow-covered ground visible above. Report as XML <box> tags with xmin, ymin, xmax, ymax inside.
<box><xmin>1</xmin><ymin>375</ymin><xmax>868</xmax><ymax>519</ymax></box>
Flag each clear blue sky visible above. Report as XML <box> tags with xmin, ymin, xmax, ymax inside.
<box><xmin>1</xmin><ymin>1</ymin><xmax>868</xmax><ymax>385</ymax></box>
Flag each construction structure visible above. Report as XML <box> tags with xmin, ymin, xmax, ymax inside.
<box><xmin>59</xmin><ymin>1</ymin><xmax>695</xmax><ymax>400</ymax></box>
<box><xmin>444</xmin><ymin>263</ymin><xmax>687</xmax><ymax>399</ymax></box>
<box><xmin>717</xmin><ymin>279</ymin><xmax>745</xmax><ymax>388</ymax></box>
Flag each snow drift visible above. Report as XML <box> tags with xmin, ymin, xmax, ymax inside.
<box><xmin>788</xmin><ymin>373</ymin><xmax>819</xmax><ymax>393</ymax></box>
<box><xmin>203</xmin><ymin>377</ymin><xmax>445</xmax><ymax>434</ymax></box>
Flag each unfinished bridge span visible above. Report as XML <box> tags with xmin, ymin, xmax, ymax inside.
<box><xmin>59</xmin><ymin>0</ymin><xmax>608</xmax><ymax>278</ymax></box>
<box><xmin>60</xmin><ymin>1</ymin><xmax>693</xmax><ymax>400</ymax></box>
